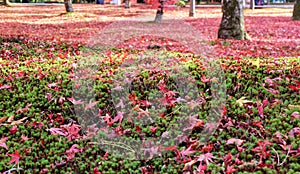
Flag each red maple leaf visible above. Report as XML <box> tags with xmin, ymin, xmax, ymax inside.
<box><xmin>8</xmin><ymin>150</ymin><xmax>20</xmax><ymax>165</ymax></box>
<box><xmin>226</xmin><ymin>165</ymin><xmax>237</xmax><ymax>174</ymax></box>
<box><xmin>288</xmin><ymin>85</ymin><xmax>299</xmax><ymax>91</ymax></box>
<box><xmin>257</xmin><ymin>103</ymin><xmax>264</xmax><ymax>117</ymax></box>
<box><xmin>93</xmin><ymin>167</ymin><xmax>102</xmax><ymax>174</ymax></box>
<box><xmin>180</xmin><ymin>145</ymin><xmax>196</xmax><ymax>158</ymax></box>
<box><xmin>201</xmin><ymin>74</ymin><xmax>210</xmax><ymax>83</ymax></box>
<box><xmin>157</xmin><ymin>81</ymin><xmax>167</xmax><ymax>93</ymax></box>
<box><xmin>222</xmin><ymin>105</ymin><xmax>227</xmax><ymax>115</ymax></box>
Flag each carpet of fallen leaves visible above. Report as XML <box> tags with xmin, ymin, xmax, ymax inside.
<box><xmin>0</xmin><ymin>4</ymin><xmax>299</xmax><ymax>57</ymax></box>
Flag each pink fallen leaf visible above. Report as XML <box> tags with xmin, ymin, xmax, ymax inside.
<box><xmin>0</xmin><ymin>137</ymin><xmax>9</xmax><ymax>150</ymax></box>
<box><xmin>47</xmin><ymin>127</ymin><xmax>68</xmax><ymax>136</ymax></box>
<box><xmin>21</xmin><ymin>135</ymin><xmax>29</xmax><ymax>141</ymax></box>
<box><xmin>226</xmin><ymin>165</ymin><xmax>237</xmax><ymax>174</ymax></box>
<box><xmin>67</xmin><ymin>97</ymin><xmax>84</xmax><ymax>105</ymax></box>
<box><xmin>226</xmin><ymin>138</ymin><xmax>245</xmax><ymax>146</ymax></box>
<box><xmin>0</xmin><ymin>85</ymin><xmax>11</xmax><ymax>90</ymax></box>
<box><xmin>65</xmin><ymin>144</ymin><xmax>82</xmax><ymax>160</ymax></box>
<box><xmin>289</xmin><ymin>127</ymin><xmax>300</xmax><ymax>138</ymax></box>
<box><xmin>291</xmin><ymin>112</ymin><xmax>300</xmax><ymax>120</ymax></box>
<box><xmin>257</xmin><ymin>104</ymin><xmax>264</xmax><ymax>117</ymax></box>
<box><xmin>112</xmin><ymin>111</ymin><xmax>123</xmax><ymax>123</ymax></box>
<box><xmin>84</xmin><ymin>101</ymin><xmax>99</xmax><ymax>111</ymax></box>
<box><xmin>197</xmin><ymin>153</ymin><xmax>216</xmax><ymax>165</ymax></box>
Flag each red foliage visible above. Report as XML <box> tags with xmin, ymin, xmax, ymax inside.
<box><xmin>8</xmin><ymin>150</ymin><xmax>20</xmax><ymax>165</ymax></box>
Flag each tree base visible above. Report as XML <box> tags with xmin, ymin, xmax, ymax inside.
<box><xmin>292</xmin><ymin>3</ymin><xmax>300</xmax><ymax>20</ymax></box>
<box><xmin>154</xmin><ymin>11</ymin><xmax>163</xmax><ymax>23</ymax></box>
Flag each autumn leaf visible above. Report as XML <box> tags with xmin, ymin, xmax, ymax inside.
<box><xmin>9</xmin><ymin>126</ymin><xmax>18</xmax><ymax>134</ymax></box>
<box><xmin>65</xmin><ymin>144</ymin><xmax>82</xmax><ymax>160</ymax></box>
<box><xmin>226</xmin><ymin>138</ymin><xmax>245</xmax><ymax>146</ymax></box>
<box><xmin>291</xmin><ymin>112</ymin><xmax>300</xmax><ymax>120</ymax></box>
<box><xmin>250</xmin><ymin>58</ymin><xmax>260</xmax><ymax>68</ymax></box>
<box><xmin>112</xmin><ymin>111</ymin><xmax>123</xmax><ymax>123</ymax></box>
<box><xmin>0</xmin><ymin>84</ymin><xmax>11</xmax><ymax>90</ymax></box>
<box><xmin>8</xmin><ymin>150</ymin><xmax>20</xmax><ymax>165</ymax></box>
<box><xmin>47</xmin><ymin>127</ymin><xmax>68</xmax><ymax>136</ymax></box>
<box><xmin>289</xmin><ymin>127</ymin><xmax>300</xmax><ymax>138</ymax></box>
<box><xmin>236</xmin><ymin>97</ymin><xmax>252</xmax><ymax>107</ymax></box>
<box><xmin>180</xmin><ymin>145</ymin><xmax>196</xmax><ymax>158</ymax></box>
<box><xmin>226</xmin><ymin>165</ymin><xmax>237</xmax><ymax>174</ymax></box>
<box><xmin>84</xmin><ymin>101</ymin><xmax>99</xmax><ymax>111</ymax></box>
<box><xmin>197</xmin><ymin>153</ymin><xmax>216</xmax><ymax>165</ymax></box>
<box><xmin>182</xmin><ymin>159</ymin><xmax>197</xmax><ymax>171</ymax></box>
<box><xmin>67</xmin><ymin>97</ymin><xmax>84</xmax><ymax>105</ymax></box>
<box><xmin>0</xmin><ymin>137</ymin><xmax>9</xmax><ymax>150</ymax></box>
<box><xmin>11</xmin><ymin>117</ymin><xmax>28</xmax><ymax>125</ymax></box>
<box><xmin>257</xmin><ymin>103</ymin><xmax>264</xmax><ymax>117</ymax></box>
<box><xmin>21</xmin><ymin>135</ymin><xmax>29</xmax><ymax>141</ymax></box>
<box><xmin>201</xmin><ymin>74</ymin><xmax>210</xmax><ymax>83</ymax></box>
<box><xmin>0</xmin><ymin>116</ymin><xmax>8</xmax><ymax>123</ymax></box>
<box><xmin>7</xmin><ymin>115</ymin><xmax>14</xmax><ymax>123</ymax></box>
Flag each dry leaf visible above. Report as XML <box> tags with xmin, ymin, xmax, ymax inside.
<box><xmin>226</xmin><ymin>138</ymin><xmax>245</xmax><ymax>146</ymax></box>
<box><xmin>11</xmin><ymin>117</ymin><xmax>28</xmax><ymax>125</ymax></box>
<box><xmin>250</xmin><ymin>58</ymin><xmax>260</xmax><ymax>69</ymax></box>
<box><xmin>182</xmin><ymin>159</ymin><xmax>197</xmax><ymax>171</ymax></box>
<box><xmin>236</xmin><ymin>97</ymin><xmax>252</xmax><ymax>107</ymax></box>
<box><xmin>7</xmin><ymin>116</ymin><xmax>14</xmax><ymax>123</ymax></box>
<box><xmin>0</xmin><ymin>116</ymin><xmax>8</xmax><ymax>123</ymax></box>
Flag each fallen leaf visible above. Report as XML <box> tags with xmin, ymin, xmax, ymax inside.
<box><xmin>0</xmin><ymin>116</ymin><xmax>8</xmax><ymax>123</ymax></box>
<box><xmin>8</xmin><ymin>150</ymin><xmax>20</xmax><ymax>165</ymax></box>
<box><xmin>11</xmin><ymin>117</ymin><xmax>28</xmax><ymax>125</ymax></box>
<box><xmin>182</xmin><ymin>159</ymin><xmax>197</xmax><ymax>171</ymax></box>
<box><xmin>0</xmin><ymin>137</ymin><xmax>9</xmax><ymax>150</ymax></box>
<box><xmin>226</xmin><ymin>138</ymin><xmax>245</xmax><ymax>146</ymax></box>
<box><xmin>0</xmin><ymin>85</ymin><xmax>11</xmax><ymax>90</ymax></box>
<box><xmin>7</xmin><ymin>116</ymin><xmax>14</xmax><ymax>123</ymax></box>
<box><xmin>236</xmin><ymin>97</ymin><xmax>252</xmax><ymax>107</ymax></box>
<box><xmin>291</xmin><ymin>112</ymin><xmax>300</xmax><ymax>120</ymax></box>
<box><xmin>250</xmin><ymin>58</ymin><xmax>260</xmax><ymax>69</ymax></box>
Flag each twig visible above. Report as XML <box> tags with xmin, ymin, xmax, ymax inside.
<box><xmin>271</xmin><ymin>147</ymin><xmax>280</xmax><ymax>166</ymax></box>
<box><xmin>271</xmin><ymin>146</ymin><xmax>291</xmax><ymax>166</ymax></box>
<box><xmin>3</xmin><ymin>165</ymin><xmax>23</xmax><ymax>174</ymax></box>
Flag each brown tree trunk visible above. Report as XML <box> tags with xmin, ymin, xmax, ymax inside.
<box><xmin>64</xmin><ymin>0</ymin><xmax>74</xmax><ymax>12</ymax></box>
<box><xmin>292</xmin><ymin>0</ymin><xmax>300</xmax><ymax>20</ymax></box>
<box><xmin>218</xmin><ymin>0</ymin><xmax>250</xmax><ymax>40</ymax></box>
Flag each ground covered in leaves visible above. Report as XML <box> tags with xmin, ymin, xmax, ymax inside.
<box><xmin>0</xmin><ymin>4</ymin><xmax>300</xmax><ymax>174</ymax></box>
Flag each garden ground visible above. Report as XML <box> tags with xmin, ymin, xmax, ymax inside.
<box><xmin>0</xmin><ymin>4</ymin><xmax>299</xmax><ymax>174</ymax></box>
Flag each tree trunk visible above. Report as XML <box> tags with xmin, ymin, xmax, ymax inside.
<box><xmin>154</xmin><ymin>0</ymin><xmax>164</xmax><ymax>23</ymax></box>
<box><xmin>292</xmin><ymin>0</ymin><xmax>300</xmax><ymax>20</ymax></box>
<box><xmin>218</xmin><ymin>0</ymin><xmax>250</xmax><ymax>40</ymax></box>
<box><xmin>189</xmin><ymin>0</ymin><xmax>195</xmax><ymax>17</ymax></box>
<box><xmin>154</xmin><ymin>10</ymin><xmax>163</xmax><ymax>23</ymax></box>
<box><xmin>125</xmin><ymin>0</ymin><xmax>130</xmax><ymax>8</ymax></box>
<box><xmin>64</xmin><ymin>0</ymin><xmax>74</xmax><ymax>13</ymax></box>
